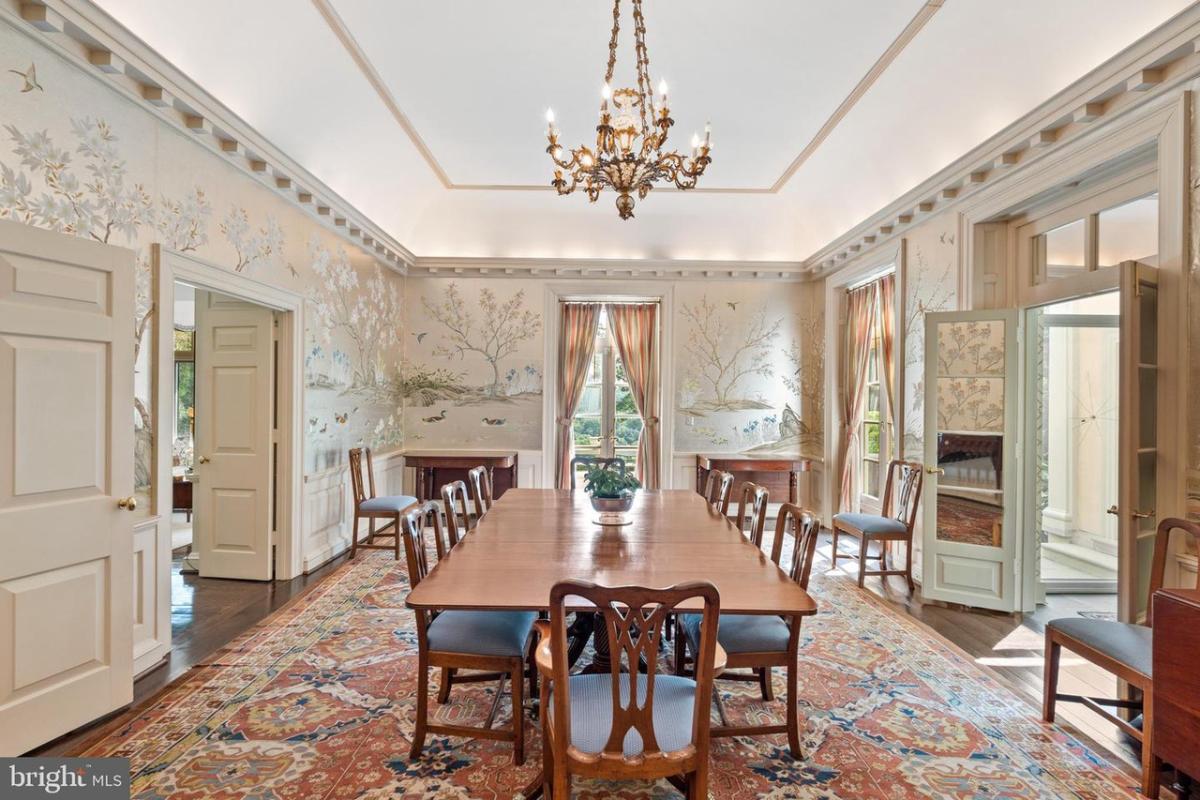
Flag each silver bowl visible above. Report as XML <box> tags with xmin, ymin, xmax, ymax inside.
<box><xmin>590</xmin><ymin>493</ymin><xmax>635</xmax><ymax>526</ymax></box>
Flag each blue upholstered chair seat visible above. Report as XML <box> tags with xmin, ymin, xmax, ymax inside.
<box><xmin>1047</xmin><ymin>617</ymin><xmax>1153</xmax><ymax>677</ymax></box>
<box><xmin>549</xmin><ymin>673</ymin><xmax>696</xmax><ymax>756</ymax></box>
<box><xmin>360</xmin><ymin>495</ymin><xmax>418</xmax><ymax>513</ymax></box>
<box><xmin>832</xmin><ymin>512</ymin><xmax>907</xmax><ymax>536</ymax></box>
<box><xmin>426</xmin><ymin>610</ymin><xmax>537</xmax><ymax>657</ymax></box>
<box><xmin>681</xmin><ymin>613</ymin><xmax>790</xmax><ymax>654</ymax></box>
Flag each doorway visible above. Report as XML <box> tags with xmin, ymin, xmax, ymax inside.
<box><xmin>1027</xmin><ymin>291</ymin><xmax>1120</xmax><ymax>618</ymax></box>
<box><xmin>571</xmin><ymin>311</ymin><xmax>643</xmax><ymax>482</ymax></box>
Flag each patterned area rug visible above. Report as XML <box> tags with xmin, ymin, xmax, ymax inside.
<box><xmin>81</xmin><ymin>549</ymin><xmax>1140</xmax><ymax>799</ymax></box>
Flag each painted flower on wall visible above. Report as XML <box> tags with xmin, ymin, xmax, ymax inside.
<box><xmin>220</xmin><ymin>206</ymin><xmax>283</xmax><ymax>273</ymax></box>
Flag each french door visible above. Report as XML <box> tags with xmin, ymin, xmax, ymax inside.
<box><xmin>921</xmin><ymin>309</ymin><xmax>1021</xmax><ymax>611</ymax></box>
<box><xmin>572</xmin><ymin>316</ymin><xmax>642</xmax><ymax>468</ymax></box>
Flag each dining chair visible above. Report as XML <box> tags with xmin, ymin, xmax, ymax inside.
<box><xmin>401</xmin><ymin>500</ymin><xmax>538</xmax><ymax>766</ymax></box>
<box><xmin>535</xmin><ymin>579</ymin><xmax>723</xmax><ymax>799</ymax></box>
<box><xmin>440</xmin><ymin>479</ymin><xmax>473</xmax><ymax>546</ymax></box>
<box><xmin>675</xmin><ymin>502</ymin><xmax>820</xmax><ymax>758</ymax></box>
<box><xmin>733</xmin><ymin>482</ymin><xmax>769</xmax><ymax>548</ymax></box>
<box><xmin>1044</xmin><ymin>516</ymin><xmax>1200</xmax><ymax>798</ymax></box>
<box><xmin>830</xmin><ymin>458</ymin><xmax>923</xmax><ymax>590</ymax></box>
<box><xmin>568</xmin><ymin>455</ymin><xmax>626</xmax><ymax>489</ymax></box>
<box><xmin>704</xmin><ymin>470</ymin><xmax>735</xmax><ymax>515</ymax></box>
<box><xmin>347</xmin><ymin>447</ymin><xmax>417</xmax><ymax>560</ymax></box>
<box><xmin>467</xmin><ymin>465</ymin><xmax>493</xmax><ymax>520</ymax></box>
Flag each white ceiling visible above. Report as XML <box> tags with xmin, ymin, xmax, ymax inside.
<box><xmin>94</xmin><ymin>0</ymin><xmax>1195</xmax><ymax>264</ymax></box>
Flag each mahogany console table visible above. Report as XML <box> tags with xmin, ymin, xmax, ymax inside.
<box><xmin>405</xmin><ymin>450</ymin><xmax>518</xmax><ymax>503</ymax></box>
<box><xmin>695</xmin><ymin>453</ymin><xmax>812</xmax><ymax>505</ymax></box>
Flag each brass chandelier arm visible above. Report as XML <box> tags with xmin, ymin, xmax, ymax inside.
<box><xmin>544</xmin><ymin>0</ymin><xmax>711</xmax><ymax>219</ymax></box>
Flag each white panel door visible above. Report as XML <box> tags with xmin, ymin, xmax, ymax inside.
<box><xmin>921</xmin><ymin>309</ymin><xmax>1021</xmax><ymax>612</ymax></box>
<box><xmin>193</xmin><ymin>290</ymin><xmax>274</xmax><ymax>580</ymax></box>
<box><xmin>0</xmin><ymin>220</ymin><xmax>134</xmax><ymax>755</ymax></box>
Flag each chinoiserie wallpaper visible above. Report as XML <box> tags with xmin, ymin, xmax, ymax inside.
<box><xmin>901</xmin><ymin>214</ymin><xmax>959</xmax><ymax>460</ymax></box>
<box><xmin>0</xmin><ymin>23</ymin><xmax>406</xmax><ymax>499</ymax></box>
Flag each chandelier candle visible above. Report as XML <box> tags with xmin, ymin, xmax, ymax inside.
<box><xmin>544</xmin><ymin>0</ymin><xmax>712</xmax><ymax>220</ymax></box>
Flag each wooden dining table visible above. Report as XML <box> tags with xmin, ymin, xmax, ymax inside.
<box><xmin>405</xmin><ymin>488</ymin><xmax>818</xmax><ymax>796</ymax></box>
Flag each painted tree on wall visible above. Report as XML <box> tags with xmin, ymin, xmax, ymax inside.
<box><xmin>307</xmin><ymin>236</ymin><xmax>400</xmax><ymax>391</ymax></box>
<box><xmin>220</xmin><ymin>206</ymin><xmax>283</xmax><ymax>273</ymax></box>
<box><xmin>681</xmin><ymin>294</ymin><xmax>782</xmax><ymax>409</ymax></box>
<box><xmin>782</xmin><ymin>310</ymin><xmax>826</xmax><ymax>451</ymax></box>
<box><xmin>420</xmin><ymin>281</ymin><xmax>540</xmax><ymax>397</ymax></box>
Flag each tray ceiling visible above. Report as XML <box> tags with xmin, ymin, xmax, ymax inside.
<box><xmin>92</xmin><ymin>0</ymin><xmax>1196</xmax><ymax>263</ymax></box>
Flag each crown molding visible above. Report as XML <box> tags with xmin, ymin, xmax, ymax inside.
<box><xmin>807</xmin><ymin>3</ymin><xmax>1200</xmax><ymax>277</ymax></box>
<box><xmin>4</xmin><ymin>0</ymin><xmax>415</xmax><ymax>273</ymax></box>
<box><xmin>408</xmin><ymin>255</ymin><xmax>814</xmax><ymax>282</ymax></box>
<box><xmin>315</xmin><ymin>0</ymin><xmax>942</xmax><ymax>195</ymax></box>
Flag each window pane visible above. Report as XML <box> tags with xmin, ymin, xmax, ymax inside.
<box><xmin>573</xmin><ymin>415</ymin><xmax>601</xmax><ymax>449</ymax></box>
<box><xmin>862</xmin><ymin>461</ymin><xmax>880</xmax><ymax>498</ymax></box>
<box><xmin>866</xmin><ymin>385</ymin><xmax>880</xmax><ymax>418</ymax></box>
<box><xmin>577</xmin><ymin>385</ymin><xmax>601</xmax><ymax>415</ymax></box>
<box><xmin>1098</xmin><ymin>193</ymin><xmax>1157</xmax><ymax>269</ymax></box>
<box><xmin>1041</xmin><ymin>218</ymin><xmax>1086</xmax><ymax>281</ymax></box>
<box><xmin>863</xmin><ymin>421</ymin><xmax>881</xmax><ymax>456</ymax></box>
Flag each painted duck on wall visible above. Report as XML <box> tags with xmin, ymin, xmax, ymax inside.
<box><xmin>422</xmin><ymin>409</ymin><xmax>447</xmax><ymax>423</ymax></box>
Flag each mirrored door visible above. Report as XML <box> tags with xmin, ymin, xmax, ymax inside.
<box><xmin>922</xmin><ymin>310</ymin><xmax>1020</xmax><ymax>611</ymax></box>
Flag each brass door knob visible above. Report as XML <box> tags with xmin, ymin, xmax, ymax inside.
<box><xmin>197</xmin><ymin>456</ymin><xmax>210</xmax><ymax>464</ymax></box>
<box><xmin>117</xmin><ymin>496</ymin><xmax>138</xmax><ymax>511</ymax></box>
<box><xmin>925</xmin><ymin>466</ymin><xmax>944</xmax><ymax>475</ymax></box>
<box><xmin>1106</xmin><ymin>505</ymin><xmax>1119</xmax><ymax>516</ymax></box>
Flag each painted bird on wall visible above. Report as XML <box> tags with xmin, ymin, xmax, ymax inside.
<box><xmin>8</xmin><ymin>63</ymin><xmax>42</xmax><ymax>92</ymax></box>
<box><xmin>481</xmin><ymin>417</ymin><xmax>506</xmax><ymax>426</ymax></box>
<box><xmin>422</xmin><ymin>409</ymin><xmax>447</xmax><ymax>423</ymax></box>
<box><xmin>334</xmin><ymin>411</ymin><xmax>350</xmax><ymax>424</ymax></box>
<box><xmin>412</xmin><ymin>331</ymin><xmax>428</xmax><ymax>343</ymax></box>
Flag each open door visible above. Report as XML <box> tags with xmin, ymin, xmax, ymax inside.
<box><xmin>1116</xmin><ymin>261</ymin><xmax>1158</xmax><ymax>623</ymax></box>
<box><xmin>193</xmin><ymin>289</ymin><xmax>274</xmax><ymax>580</ymax></box>
<box><xmin>921</xmin><ymin>309</ymin><xmax>1020</xmax><ymax>612</ymax></box>
<box><xmin>0</xmin><ymin>221</ymin><xmax>134</xmax><ymax>754</ymax></box>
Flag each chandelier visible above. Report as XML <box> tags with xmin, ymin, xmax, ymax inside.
<box><xmin>544</xmin><ymin>0</ymin><xmax>712</xmax><ymax>220</ymax></box>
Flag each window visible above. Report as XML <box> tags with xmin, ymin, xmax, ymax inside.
<box><xmin>860</xmin><ymin>331</ymin><xmax>883</xmax><ymax>499</ymax></box>
<box><xmin>173</xmin><ymin>328</ymin><xmax>195</xmax><ymax>466</ymax></box>
<box><xmin>572</xmin><ymin>314</ymin><xmax>643</xmax><ymax>477</ymax></box>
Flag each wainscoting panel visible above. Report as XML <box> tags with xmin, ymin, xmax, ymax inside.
<box><xmin>132</xmin><ymin>515</ymin><xmax>169</xmax><ymax>675</ymax></box>
<box><xmin>301</xmin><ymin>450</ymin><xmax>404</xmax><ymax>573</ymax></box>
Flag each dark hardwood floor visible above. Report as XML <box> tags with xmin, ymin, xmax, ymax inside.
<box><xmin>32</xmin><ymin>532</ymin><xmax>1148</xmax><ymax>783</ymax></box>
<box><xmin>29</xmin><ymin>551</ymin><xmax>352</xmax><ymax>757</ymax></box>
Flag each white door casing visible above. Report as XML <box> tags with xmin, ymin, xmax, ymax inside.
<box><xmin>921</xmin><ymin>309</ymin><xmax>1021</xmax><ymax>612</ymax></box>
<box><xmin>193</xmin><ymin>289</ymin><xmax>274</xmax><ymax>580</ymax></box>
<box><xmin>0</xmin><ymin>220</ymin><xmax>134</xmax><ymax>755</ymax></box>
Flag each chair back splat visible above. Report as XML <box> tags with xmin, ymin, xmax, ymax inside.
<box><xmin>734</xmin><ymin>482</ymin><xmax>770</xmax><ymax>548</ymax></box>
<box><xmin>773</xmin><ymin>503</ymin><xmax>821</xmax><ymax>590</ymax></box>
<box><xmin>440</xmin><ymin>480</ymin><xmax>472</xmax><ymax>548</ymax></box>
<box><xmin>545</xmin><ymin>580</ymin><xmax>719</xmax><ymax>782</ymax></box>
<box><xmin>348</xmin><ymin>446</ymin><xmax>376</xmax><ymax>505</ymax></box>
<box><xmin>467</xmin><ymin>465</ymin><xmax>493</xmax><ymax>519</ymax></box>
<box><xmin>884</xmin><ymin>459</ymin><xmax>924</xmax><ymax>529</ymax></box>
<box><xmin>704</xmin><ymin>470</ymin><xmax>735</xmax><ymax>515</ymax></box>
<box><xmin>400</xmin><ymin>501</ymin><xmax>449</xmax><ymax>595</ymax></box>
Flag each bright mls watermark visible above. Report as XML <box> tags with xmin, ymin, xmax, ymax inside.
<box><xmin>0</xmin><ymin>759</ymin><xmax>129</xmax><ymax>799</ymax></box>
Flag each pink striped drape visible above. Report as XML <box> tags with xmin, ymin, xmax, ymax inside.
<box><xmin>877</xmin><ymin>273</ymin><xmax>897</xmax><ymax>435</ymax></box>
<box><xmin>839</xmin><ymin>281</ymin><xmax>879</xmax><ymax>512</ymax></box>
<box><xmin>606</xmin><ymin>303</ymin><xmax>660</xmax><ymax>489</ymax></box>
<box><xmin>555</xmin><ymin>303</ymin><xmax>602</xmax><ymax>489</ymax></box>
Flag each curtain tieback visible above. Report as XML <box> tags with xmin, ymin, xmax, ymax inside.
<box><xmin>556</xmin><ymin>416</ymin><xmax>573</xmax><ymax>426</ymax></box>
<box><xmin>642</xmin><ymin>416</ymin><xmax>660</xmax><ymax>427</ymax></box>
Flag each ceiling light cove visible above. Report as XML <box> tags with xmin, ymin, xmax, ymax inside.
<box><xmin>545</xmin><ymin>0</ymin><xmax>711</xmax><ymax>219</ymax></box>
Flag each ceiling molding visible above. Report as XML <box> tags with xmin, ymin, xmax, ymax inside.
<box><xmin>5</xmin><ymin>0</ymin><xmax>415</xmax><ymax>272</ymax></box>
<box><xmin>316</xmin><ymin>0</ymin><xmax>942</xmax><ymax>195</ymax></box>
<box><xmin>408</xmin><ymin>255</ymin><xmax>814</xmax><ymax>282</ymax></box>
<box><xmin>769</xmin><ymin>0</ymin><xmax>943</xmax><ymax>191</ymax></box>
<box><xmin>807</xmin><ymin>3</ymin><xmax>1200</xmax><ymax>277</ymax></box>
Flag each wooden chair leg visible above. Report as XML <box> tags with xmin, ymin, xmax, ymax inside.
<box><xmin>541</xmin><ymin>674</ymin><xmax>554</xmax><ymax>798</ymax></box>
<box><xmin>410</xmin><ymin>654</ymin><xmax>429</xmax><ymax>760</ymax></box>
<box><xmin>904</xmin><ymin>538</ymin><xmax>915</xmax><ymax>591</ymax></box>
<box><xmin>688</xmin><ymin>761</ymin><xmax>709</xmax><ymax>799</ymax></box>
<box><xmin>831</xmin><ymin>527</ymin><xmax>840</xmax><ymax>562</ymax></box>
<box><xmin>350</xmin><ymin>512</ymin><xmax>359</xmax><ymax>559</ymax></box>
<box><xmin>1141</xmin><ymin>688</ymin><xmax>1159</xmax><ymax>798</ymax></box>
<box><xmin>552</xmin><ymin>769</ymin><xmax>570</xmax><ymax>800</ymax></box>
<box><xmin>511</xmin><ymin>660</ymin><xmax>525</xmax><ymax>766</ymax></box>
<box><xmin>527</xmin><ymin>638</ymin><xmax>538</xmax><ymax>702</ymax></box>
<box><xmin>437</xmin><ymin>667</ymin><xmax>453</xmax><ymax>704</ymax></box>
<box><xmin>392</xmin><ymin>513</ymin><xmax>401</xmax><ymax>559</ymax></box>
<box><xmin>857</xmin><ymin>537</ymin><xmax>868</xmax><ymax>587</ymax></box>
<box><xmin>368</xmin><ymin>516</ymin><xmax>375</xmax><ymax>547</ymax></box>
<box><xmin>1042</xmin><ymin>637</ymin><xmax>1060</xmax><ymax>723</ymax></box>
<box><xmin>674</xmin><ymin>622</ymin><xmax>687</xmax><ymax>675</ymax></box>
<box><xmin>758</xmin><ymin>666</ymin><xmax>774</xmax><ymax>702</ymax></box>
<box><xmin>786</xmin><ymin>658</ymin><xmax>802</xmax><ymax>759</ymax></box>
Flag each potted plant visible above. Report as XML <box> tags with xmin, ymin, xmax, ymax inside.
<box><xmin>582</xmin><ymin>463</ymin><xmax>641</xmax><ymax>526</ymax></box>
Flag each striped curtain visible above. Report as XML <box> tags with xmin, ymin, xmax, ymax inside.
<box><xmin>555</xmin><ymin>303</ymin><xmax>602</xmax><ymax>489</ymax></box>
<box><xmin>606</xmin><ymin>303</ymin><xmax>661</xmax><ymax>489</ymax></box>
<box><xmin>839</xmin><ymin>281</ymin><xmax>879</xmax><ymax>512</ymax></box>
<box><xmin>877</xmin><ymin>273</ymin><xmax>897</xmax><ymax>437</ymax></box>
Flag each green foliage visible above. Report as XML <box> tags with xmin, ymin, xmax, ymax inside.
<box><xmin>582</xmin><ymin>463</ymin><xmax>641</xmax><ymax>498</ymax></box>
<box><xmin>175</xmin><ymin>361</ymin><xmax>194</xmax><ymax>436</ymax></box>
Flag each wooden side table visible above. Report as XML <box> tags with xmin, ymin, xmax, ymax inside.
<box><xmin>695</xmin><ymin>454</ymin><xmax>812</xmax><ymax>505</ymax></box>
<box><xmin>404</xmin><ymin>450</ymin><xmax>518</xmax><ymax>503</ymax></box>
<box><xmin>1152</xmin><ymin>587</ymin><xmax>1200</xmax><ymax>791</ymax></box>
